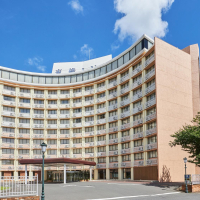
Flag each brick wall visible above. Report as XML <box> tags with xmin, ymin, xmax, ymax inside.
<box><xmin>0</xmin><ymin>196</ymin><xmax>39</xmax><ymax>200</ymax></box>
<box><xmin>182</xmin><ymin>184</ymin><xmax>200</xmax><ymax>192</ymax></box>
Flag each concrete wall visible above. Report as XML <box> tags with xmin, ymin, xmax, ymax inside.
<box><xmin>155</xmin><ymin>37</ymin><xmax>196</xmax><ymax>182</ymax></box>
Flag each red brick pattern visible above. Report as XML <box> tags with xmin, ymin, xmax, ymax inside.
<box><xmin>182</xmin><ymin>184</ymin><xmax>200</xmax><ymax>192</ymax></box>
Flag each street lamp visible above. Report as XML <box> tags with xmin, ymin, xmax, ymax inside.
<box><xmin>183</xmin><ymin>157</ymin><xmax>188</xmax><ymax>193</ymax></box>
<box><xmin>41</xmin><ymin>142</ymin><xmax>47</xmax><ymax>200</ymax></box>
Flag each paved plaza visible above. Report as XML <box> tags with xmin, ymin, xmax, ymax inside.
<box><xmin>38</xmin><ymin>181</ymin><xmax>200</xmax><ymax>200</ymax></box>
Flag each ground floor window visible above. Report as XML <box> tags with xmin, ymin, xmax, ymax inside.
<box><xmin>98</xmin><ymin>169</ymin><xmax>106</xmax><ymax>179</ymax></box>
<box><xmin>110</xmin><ymin>169</ymin><xmax>118</xmax><ymax>179</ymax></box>
<box><xmin>123</xmin><ymin>168</ymin><xmax>131</xmax><ymax>179</ymax></box>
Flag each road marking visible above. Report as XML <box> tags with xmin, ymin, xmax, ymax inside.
<box><xmin>86</xmin><ymin>192</ymin><xmax>181</xmax><ymax>200</ymax></box>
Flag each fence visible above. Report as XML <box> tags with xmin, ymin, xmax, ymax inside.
<box><xmin>191</xmin><ymin>174</ymin><xmax>200</xmax><ymax>185</ymax></box>
<box><xmin>0</xmin><ymin>176</ymin><xmax>38</xmax><ymax>198</ymax></box>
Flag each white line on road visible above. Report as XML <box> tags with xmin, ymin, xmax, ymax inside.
<box><xmin>86</xmin><ymin>192</ymin><xmax>181</xmax><ymax>200</ymax></box>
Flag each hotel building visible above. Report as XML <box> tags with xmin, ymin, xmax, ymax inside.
<box><xmin>0</xmin><ymin>35</ymin><xmax>199</xmax><ymax>182</ymax></box>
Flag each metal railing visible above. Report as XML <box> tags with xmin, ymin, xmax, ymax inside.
<box><xmin>0</xmin><ymin>176</ymin><xmax>38</xmax><ymax>198</ymax></box>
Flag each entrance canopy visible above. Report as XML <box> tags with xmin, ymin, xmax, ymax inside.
<box><xmin>19</xmin><ymin>158</ymin><xmax>96</xmax><ymax>168</ymax></box>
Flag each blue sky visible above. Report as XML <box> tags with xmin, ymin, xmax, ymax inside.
<box><xmin>0</xmin><ymin>0</ymin><xmax>199</xmax><ymax>73</ymax></box>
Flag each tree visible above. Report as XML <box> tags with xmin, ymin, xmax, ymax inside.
<box><xmin>169</xmin><ymin>113</ymin><xmax>200</xmax><ymax>167</ymax></box>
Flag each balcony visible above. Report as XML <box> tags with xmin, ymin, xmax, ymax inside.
<box><xmin>109</xmin><ymin>150</ymin><xmax>118</xmax><ymax>156</ymax></box>
<box><xmin>73</xmin><ymin>102</ymin><xmax>82</xmax><ymax>108</ymax></box>
<box><xmin>2</xmin><ymin>100</ymin><xmax>16</xmax><ymax>107</ymax></box>
<box><xmin>146</xmin><ymin>112</ymin><xmax>156</xmax><ymax>122</ymax></box>
<box><xmin>32</xmin><ymin>124</ymin><xmax>44</xmax><ymax>129</ymax></box>
<box><xmin>18</xmin><ymin>92</ymin><xmax>31</xmax><ymax>98</ymax></box>
<box><xmin>146</xmin><ymin>143</ymin><xmax>157</xmax><ymax>151</ymax></box>
<box><xmin>145</xmin><ymin>54</ymin><xmax>155</xmax><ymax>67</ymax></box>
<box><xmin>97</xmin><ymin>118</ymin><xmax>106</xmax><ymax>125</ymax></box>
<box><xmin>2</xmin><ymin>90</ymin><xmax>16</xmax><ymax>96</ymax></box>
<box><xmin>47</xmin><ymin>104</ymin><xmax>57</xmax><ymax>109</ymax></box>
<box><xmin>18</xmin><ymin>154</ymin><xmax>30</xmax><ymax>159</ymax></box>
<box><xmin>134</xmin><ymin>160</ymin><xmax>144</xmax><ymax>167</ymax></box>
<box><xmin>96</xmin><ymin>163</ymin><xmax>106</xmax><ymax>169</ymax></box>
<box><xmin>17</xmin><ymin>134</ymin><xmax>30</xmax><ymax>139</ymax></box>
<box><xmin>46</xmin><ymin>134</ymin><xmax>57</xmax><ymax>139</ymax></box>
<box><xmin>72</xmin><ymin>133</ymin><xmax>82</xmax><ymax>138</ymax></box>
<box><xmin>96</xmin><ymin>107</ymin><xmax>106</xmax><ymax>114</ymax></box>
<box><xmin>32</xmin><ymin>144</ymin><xmax>42</xmax><ymax>149</ymax></box>
<box><xmin>85</xmin><ymin>131</ymin><xmax>94</xmax><ymax>137</ymax></box>
<box><xmin>33</xmin><ymin>104</ymin><xmax>44</xmax><ymax>109</ymax></box>
<box><xmin>84</xmin><ymin>142</ymin><xmax>94</xmax><ymax>148</ymax></box>
<box><xmin>121</xmin><ymin>148</ymin><xmax>131</xmax><ymax>154</ymax></box>
<box><xmin>121</xmin><ymin>136</ymin><xmax>130</xmax><ymax>142</ymax></box>
<box><xmin>0</xmin><ymin>165</ymin><xmax>15</xmax><ymax>171</ymax></box>
<box><xmin>97</xmin><ymin>152</ymin><xmax>106</xmax><ymax>157</ymax></box>
<box><xmin>33</xmin><ymin>155</ymin><xmax>43</xmax><ymax>159</ymax></box>
<box><xmin>1</xmin><ymin>111</ymin><xmax>15</xmax><ymax>117</ymax></box>
<box><xmin>1</xmin><ymin>143</ymin><xmax>15</xmax><ymax>148</ymax></box>
<box><xmin>120</xmin><ymin>86</ymin><xmax>129</xmax><ymax>95</ymax></box>
<box><xmin>60</xmin><ymin>94</ymin><xmax>70</xmax><ymax>99</ymax></box>
<box><xmin>109</xmin><ymin>138</ymin><xmax>118</xmax><ymax>144</ymax></box>
<box><xmin>133</xmin><ymin>132</ymin><xmax>144</xmax><ymax>140</ymax></box>
<box><xmin>18</xmin><ymin>144</ymin><xmax>30</xmax><ymax>149</ymax></box>
<box><xmin>1</xmin><ymin>132</ymin><xmax>15</xmax><ymax>138</ymax></box>
<box><xmin>73</xmin><ymin>123</ymin><xmax>82</xmax><ymax>128</ymax></box>
<box><xmin>33</xmin><ymin>94</ymin><xmax>44</xmax><ymax>98</ymax></box>
<box><xmin>146</xmin><ymin>98</ymin><xmax>156</xmax><ymax>109</ymax></box>
<box><xmin>73</xmin><ymin>113</ymin><xmax>82</xmax><ymax>118</ymax></box>
<box><xmin>47</xmin><ymin>114</ymin><xmax>57</xmax><ymax>119</ymax></box>
<box><xmin>132</xmin><ymin>92</ymin><xmax>143</xmax><ymax>102</ymax></box>
<box><xmin>60</xmin><ymin>144</ymin><xmax>70</xmax><ymax>149</ymax></box>
<box><xmin>84</xmin><ymin>89</ymin><xmax>94</xmax><ymax>96</ymax></box>
<box><xmin>85</xmin><ymin>153</ymin><xmax>94</xmax><ymax>158</ymax></box>
<box><xmin>96</xmin><ymin>86</ymin><xmax>106</xmax><ymax>93</ymax></box>
<box><xmin>109</xmin><ymin>115</ymin><xmax>118</xmax><ymax>122</ymax></box>
<box><xmin>133</xmin><ymin>146</ymin><xmax>144</xmax><ymax>152</ymax></box>
<box><xmin>33</xmin><ymin>114</ymin><xmax>44</xmax><ymax>118</ymax></box>
<box><xmin>120</xmin><ymin>99</ymin><xmax>130</xmax><ymax>107</ymax></box>
<box><xmin>96</xmin><ymin>97</ymin><xmax>106</xmax><ymax>103</ymax></box>
<box><xmin>1</xmin><ymin>121</ymin><xmax>15</xmax><ymax>127</ymax></box>
<box><xmin>133</xmin><ymin>118</ymin><xmax>143</xmax><ymax>126</ymax></box>
<box><xmin>47</xmin><ymin>124</ymin><xmax>57</xmax><ymax>129</ymax></box>
<box><xmin>73</xmin><ymin>154</ymin><xmax>82</xmax><ymax>159</ymax></box>
<box><xmin>109</xmin><ymin>127</ymin><xmax>118</xmax><ymax>133</ymax></box>
<box><xmin>108</xmin><ymin>104</ymin><xmax>118</xmax><ymax>111</ymax></box>
<box><xmin>145</xmin><ymin>84</ymin><xmax>155</xmax><ymax>95</ymax></box>
<box><xmin>121</xmin><ymin>111</ymin><xmax>130</xmax><ymax>119</ymax></box>
<box><xmin>84</xmin><ymin>110</ymin><xmax>94</xmax><ymax>116</ymax></box>
<box><xmin>60</xmin><ymin>134</ymin><xmax>70</xmax><ymax>139</ymax></box>
<box><xmin>132</xmin><ymin>79</ymin><xmax>142</xmax><ymax>90</ymax></box>
<box><xmin>60</xmin><ymin>114</ymin><xmax>70</xmax><ymax>119</ymax></box>
<box><xmin>108</xmin><ymin>92</ymin><xmax>117</xmax><ymax>100</ymax></box>
<box><xmin>73</xmin><ymin>92</ymin><xmax>82</xmax><ymax>97</ymax></box>
<box><xmin>73</xmin><ymin>143</ymin><xmax>82</xmax><ymax>148</ymax></box>
<box><xmin>145</xmin><ymin>159</ymin><xmax>157</xmax><ymax>166</ymax></box>
<box><xmin>97</xmin><ymin>141</ymin><xmax>106</xmax><ymax>146</ymax></box>
<box><xmin>97</xmin><ymin>129</ymin><xmax>107</xmax><ymax>135</ymax></box>
<box><xmin>109</xmin><ymin>163</ymin><xmax>118</xmax><ymax>168</ymax></box>
<box><xmin>85</xmin><ymin>100</ymin><xmax>94</xmax><ymax>106</ymax></box>
<box><xmin>132</xmin><ymin>106</ymin><xmax>143</xmax><ymax>115</ymax></box>
<box><xmin>108</xmin><ymin>81</ymin><xmax>117</xmax><ymax>89</ymax></box>
<box><xmin>60</xmin><ymin>104</ymin><xmax>70</xmax><ymax>108</ymax></box>
<box><xmin>132</xmin><ymin>65</ymin><xmax>142</xmax><ymax>77</ymax></box>
<box><xmin>18</xmin><ymin>123</ymin><xmax>30</xmax><ymax>128</ymax></box>
<box><xmin>32</xmin><ymin>134</ymin><xmax>44</xmax><ymax>139</ymax></box>
<box><xmin>18</xmin><ymin>113</ymin><xmax>31</xmax><ymax>118</ymax></box>
<box><xmin>121</xmin><ymin>123</ymin><xmax>130</xmax><ymax>130</ymax></box>
<box><xmin>0</xmin><ymin>154</ymin><xmax>15</xmax><ymax>159</ymax></box>
<box><xmin>145</xmin><ymin>69</ymin><xmax>155</xmax><ymax>82</ymax></box>
<box><xmin>47</xmin><ymin>144</ymin><xmax>57</xmax><ymax>149</ymax></box>
<box><xmin>146</xmin><ymin>127</ymin><xmax>157</xmax><ymax>136</ymax></box>
<box><xmin>47</xmin><ymin>155</ymin><xmax>57</xmax><ymax>158</ymax></box>
<box><xmin>85</xmin><ymin>121</ymin><xmax>94</xmax><ymax>126</ymax></box>
<box><xmin>47</xmin><ymin>94</ymin><xmax>58</xmax><ymax>99</ymax></box>
<box><xmin>59</xmin><ymin>124</ymin><xmax>70</xmax><ymax>129</ymax></box>
<box><xmin>18</xmin><ymin>103</ymin><xmax>31</xmax><ymax>108</ymax></box>
<box><xmin>59</xmin><ymin>154</ymin><xmax>70</xmax><ymax>158</ymax></box>
<box><xmin>121</xmin><ymin>162</ymin><xmax>131</xmax><ymax>168</ymax></box>
<box><xmin>120</xmin><ymin>74</ymin><xmax>129</xmax><ymax>83</ymax></box>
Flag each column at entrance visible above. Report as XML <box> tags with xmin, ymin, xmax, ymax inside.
<box><xmin>64</xmin><ymin>164</ymin><xmax>66</xmax><ymax>184</ymax></box>
<box><xmin>90</xmin><ymin>167</ymin><xmax>92</xmax><ymax>181</ymax></box>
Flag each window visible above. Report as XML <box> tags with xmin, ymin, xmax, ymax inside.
<box><xmin>85</xmin><ymin>106</ymin><xmax>94</xmax><ymax>111</ymax></box>
<box><xmin>122</xmin><ymin>142</ymin><xmax>130</xmax><ymax>149</ymax></box>
<box><xmin>20</xmin><ymin>88</ymin><xmax>30</xmax><ymax>93</ymax></box>
<box><xmin>85</xmin><ymin>116</ymin><xmax>94</xmax><ymax>122</ymax></box>
<box><xmin>34</xmin><ymin>109</ymin><xmax>44</xmax><ymax>114</ymax></box>
<box><xmin>47</xmin><ymin>120</ymin><xmax>57</xmax><ymax>124</ymax></box>
<box><xmin>2</xmin><ymin>138</ymin><xmax>14</xmax><ymax>143</ymax></box>
<box><xmin>85</xmin><ymin>86</ymin><xmax>93</xmax><ymax>91</ymax></box>
<box><xmin>97</xmin><ymin>125</ymin><xmax>106</xmax><ymax>130</ymax></box>
<box><xmin>60</xmin><ymin>139</ymin><xmax>69</xmax><ymax>144</ymax></box>
<box><xmin>73</xmin><ymin>149</ymin><xmax>82</xmax><ymax>154</ymax></box>
<box><xmin>85</xmin><ymin>96</ymin><xmax>93</xmax><ymax>101</ymax></box>
<box><xmin>48</xmin><ymin>110</ymin><xmax>57</xmax><ymax>114</ymax></box>
<box><xmin>73</xmin><ymin>138</ymin><xmax>82</xmax><ymax>144</ymax></box>
<box><xmin>47</xmin><ymin>130</ymin><xmax>57</xmax><ymax>134</ymax></box>
<box><xmin>98</xmin><ymin>157</ymin><xmax>106</xmax><ymax>163</ymax></box>
<box><xmin>118</xmin><ymin>57</ymin><xmax>124</xmax><ymax>67</ymax></box>
<box><xmin>34</xmin><ymin>90</ymin><xmax>44</xmax><ymax>94</ymax></box>
<box><xmin>33</xmin><ymin>139</ymin><xmax>43</xmax><ymax>144</ymax></box>
<box><xmin>61</xmin><ymin>90</ymin><xmax>69</xmax><ymax>94</ymax></box>
<box><xmin>19</xmin><ymin>98</ymin><xmax>30</xmax><ymax>103</ymax></box>
<box><xmin>97</xmin><ymin>92</ymin><xmax>105</xmax><ymax>98</ymax></box>
<box><xmin>19</xmin><ymin>109</ymin><xmax>30</xmax><ymax>113</ymax></box>
<box><xmin>148</xmin><ymin>136</ymin><xmax>157</xmax><ymax>144</ymax></box>
<box><xmin>85</xmin><ymin>127</ymin><xmax>94</xmax><ymax>132</ymax></box>
<box><xmin>19</xmin><ymin>129</ymin><xmax>30</xmax><ymax>134</ymax></box>
<box><xmin>73</xmin><ymin>118</ymin><xmax>81</xmax><ymax>123</ymax></box>
<box><xmin>3</xmin><ymin>117</ymin><xmax>15</xmax><ymax>122</ymax></box>
<box><xmin>109</xmin><ymin>145</ymin><xmax>118</xmax><ymax>151</ymax></box>
<box><xmin>134</xmin><ymin>153</ymin><xmax>144</xmax><ymax>160</ymax></box>
<box><xmin>109</xmin><ymin>133</ymin><xmax>118</xmax><ymax>139</ymax></box>
<box><xmin>60</xmin><ymin>129</ymin><xmax>69</xmax><ymax>134</ymax></box>
<box><xmin>109</xmin><ymin>122</ymin><xmax>117</xmax><ymax>128</ymax></box>
<box><xmin>133</xmin><ymin>126</ymin><xmax>143</xmax><ymax>134</ymax></box>
<box><xmin>73</xmin><ymin>128</ymin><xmax>82</xmax><ymax>133</ymax></box>
<box><xmin>19</xmin><ymin>149</ymin><xmax>29</xmax><ymax>155</ymax></box>
<box><xmin>148</xmin><ymin>150</ymin><xmax>157</xmax><ymax>159</ymax></box>
<box><xmin>19</xmin><ymin>139</ymin><xmax>29</xmax><ymax>144</ymax></box>
<box><xmin>97</xmin><ymin>135</ymin><xmax>106</xmax><ymax>141</ymax></box>
<box><xmin>134</xmin><ymin>140</ymin><xmax>143</xmax><ymax>147</ymax></box>
<box><xmin>33</xmin><ymin>129</ymin><xmax>44</xmax><ymax>134</ymax></box>
<box><xmin>60</xmin><ymin>109</ymin><xmax>69</xmax><ymax>114</ymax></box>
<box><xmin>47</xmin><ymin>150</ymin><xmax>57</xmax><ymax>155</ymax></box>
<box><xmin>85</xmin><ymin>148</ymin><xmax>94</xmax><ymax>153</ymax></box>
<box><xmin>2</xmin><ymin>149</ymin><xmax>14</xmax><ymax>154</ymax></box>
<box><xmin>97</xmin><ymin>103</ymin><xmax>105</xmax><ymax>109</ymax></box>
<box><xmin>3</xmin><ymin>106</ymin><xmax>15</xmax><ymax>112</ymax></box>
<box><xmin>60</xmin><ymin>119</ymin><xmax>69</xmax><ymax>124</ymax></box>
<box><xmin>47</xmin><ymin>140</ymin><xmax>57</xmax><ymax>145</ymax></box>
<box><xmin>2</xmin><ymin>127</ymin><xmax>14</xmax><ymax>133</ymax></box>
<box><xmin>122</xmin><ymin>155</ymin><xmax>130</xmax><ymax>161</ymax></box>
<box><xmin>48</xmin><ymin>90</ymin><xmax>57</xmax><ymax>95</ymax></box>
<box><xmin>98</xmin><ymin>146</ymin><xmax>106</xmax><ymax>152</ymax></box>
<box><xmin>19</xmin><ymin>119</ymin><xmax>30</xmax><ymax>124</ymax></box>
<box><xmin>4</xmin><ymin>85</ymin><xmax>15</xmax><ymax>91</ymax></box>
<box><xmin>97</xmin><ymin>114</ymin><xmax>105</xmax><ymax>120</ymax></box>
<box><xmin>85</xmin><ymin>137</ymin><xmax>94</xmax><ymax>143</ymax></box>
<box><xmin>109</xmin><ymin>156</ymin><xmax>118</xmax><ymax>162</ymax></box>
<box><xmin>2</xmin><ymin>160</ymin><xmax>14</xmax><ymax>165</ymax></box>
<box><xmin>73</xmin><ymin>108</ymin><xmax>82</xmax><ymax>113</ymax></box>
<box><xmin>34</xmin><ymin>100</ymin><xmax>44</xmax><ymax>104</ymax></box>
<box><xmin>61</xmin><ymin>100</ymin><xmax>69</xmax><ymax>104</ymax></box>
<box><xmin>33</xmin><ymin>150</ymin><xmax>42</xmax><ymax>154</ymax></box>
<box><xmin>60</xmin><ymin>149</ymin><xmax>69</xmax><ymax>154</ymax></box>
<box><xmin>48</xmin><ymin>100</ymin><xmax>57</xmax><ymax>104</ymax></box>
<box><xmin>121</xmin><ymin>82</ymin><xmax>129</xmax><ymax>89</ymax></box>
<box><xmin>147</xmin><ymin>121</ymin><xmax>156</xmax><ymax>130</ymax></box>
<box><xmin>109</xmin><ymin>99</ymin><xmax>117</xmax><ymax>106</ymax></box>
<box><xmin>3</xmin><ymin>96</ymin><xmax>15</xmax><ymax>102</ymax></box>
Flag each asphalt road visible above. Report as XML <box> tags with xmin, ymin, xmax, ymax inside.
<box><xmin>38</xmin><ymin>181</ymin><xmax>200</xmax><ymax>200</ymax></box>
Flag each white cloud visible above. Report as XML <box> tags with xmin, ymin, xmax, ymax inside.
<box><xmin>111</xmin><ymin>42</ymin><xmax>120</xmax><ymax>51</ymax></box>
<box><xmin>68</xmin><ymin>0</ymin><xmax>83</xmax><ymax>14</ymax></box>
<box><xmin>80</xmin><ymin>44</ymin><xmax>93</xmax><ymax>59</ymax></box>
<box><xmin>26</xmin><ymin>56</ymin><xmax>46</xmax><ymax>72</ymax></box>
<box><xmin>73</xmin><ymin>54</ymin><xmax>77</xmax><ymax>60</ymax></box>
<box><xmin>114</xmin><ymin>0</ymin><xmax>174</xmax><ymax>41</ymax></box>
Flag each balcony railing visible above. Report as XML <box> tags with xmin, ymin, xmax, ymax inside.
<box><xmin>134</xmin><ymin>160</ymin><xmax>144</xmax><ymax>167</ymax></box>
<box><xmin>120</xmin><ymin>99</ymin><xmax>130</xmax><ymax>107</ymax></box>
<box><xmin>18</xmin><ymin>144</ymin><xmax>30</xmax><ymax>149</ymax></box>
<box><xmin>109</xmin><ymin>115</ymin><xmax>118</xmax><ymax>122</ymax></box>
<box><xmin>33</xmin><ymin>114</ymin><xmax>44</xmax><ymax>118</ymax></box>
<box><xmin>132</xmin><ymin>106</ymin><xmax>143</xmax><ymax>115</ymax></box>
<box><xmin>121</xmin><ymin>123</ymin><xmax>130</xmax><ymax>130</ymax></box>
<box><xmin>59</xmin><ymin>124</ymin><xmax>70</xmax><ymax>129</ymax></box>
<box><xmin>97</xmin><ymin>141</ymin><xmax>106</xmax><ymax>146</ymax></box>
<box><xmin>32</xmin><ymin>144</ymin><xmax>42</xmax><ymax>149</ymax></box>
<box><xmin>2</xmin><ymin>111</ymin><xmax>15</xmax><ymax>117</ymax></box>
<box><xmin>109</xmin><ymin>150</ymin><xmax>118</xmax><ymax>156</ymax></box>
<box><xmin>18</xmin><ymin>113</ymin><xmax>31</xmax><ymax>118</ymax></box>
<box><xmin>73</xmin><ymin>112</ymin><xmax>82</xmax><ymax>118</ymax></box>
<box><xmin>47</xmin><ymin>94</ymin><xmax>58</xmax><ymax>99</ymax></box>
<box><xmin>60</xmin><ymin>94</ymin><xmax>70</xmax><ymax>99</ymax></box>
<box><xmin>109</xmin><ymin>162</ymin><xmax>118</xmax><ymax>168</ymax></box>
<box><xmin>73</xmin><ymin>123</ymin><xmax>82</xmax><ymax>128</ymax></box>
<box><xmin>47</xmin><ymin>144</ymin><xmax>57</xmax><ymax>149</ymax></box>
<box><xmin>46</xmin><ymin>134</ymin><xmax>57</xmax><ymax>139</ymax></box>
<box><xmin>133</xmin><ymin>146</ymin><xmax>144</xmax><ymax>152</ymax></box>
<box><xmin>60</xmin><ymin>104</ymin><xmax>70</xmax><ymax>108</ymax></box>
<box><xmin>145</xmin><ymin>159</ymin><xmax>157</xmax><ymax>166</ymax></box>
<box><xmin>121</xmin><ymin>111</ymin><xmax>130</xmax><ymax>119</ymax></box>
<box><xmin>146</xmin><ymin>143</ymin><xmax>157</xmax><ymax>151</ymax></box>
<box><xmin>18</xmin><ymin>92</ymin><xmax>31</xmax><ymax>98</ymax></box>
<box><xmin>0</xmin><ymin>165</ymin><xmax>15</xmax><ymax>171</ymax></box>
<box><xmin>109</xmin><ymin>138</ymin><xmax>118</xmax><ymax>144</ymax></box>
<box><xmin>2</xmin><ymin>121</ymin><xmax>15</xmax><ymax>127</ymax></box>
<box><xmin>17</xmin><ymin>134</ymin><xmax>30</xmax><ymax>138</ymax></box>
<box><xmin>121</xmin><ymin>148</ymin><xmax>131</xmax><ymax>154</ymax></box>
<box><xmin>96</xmin><ymin>107</ymin><xmax>106</xmax><ymax>114</ymax></box>
<box><xmin>146</xmin><ymin>112</ymin><xmax>156</xmax><ymax>122</ymax></box>
<box><xmin>85</xmin><ymin>153</ymin><xmax>94</xmax><ymax>158</ymax></box>
<box><xmin>85</xmin><ymin>100</ymin><xmax>94</xmax><ymax>106</ymax></box>
<box><xmin>145</xmin><ymin>54</ymin><xmax>155</xmax><ymax>67</ymax></box>
<box><xmin>33</xmin><ymin>155</ymin><xmax>43</xmax><ymax>159</ymax></box>
<box><xmin>0</xmin><ymin>154</ymin><xmax>15</xmax><ymax>159</ymax></box>
<box><xmin>73</xmin><ymin>154</ymin><xmax>82</xmax><ymax>158</ymax></box>
<box><xmin>108</xmin><ymin>104</ymin><xmax>118</xmax><ymax>111</ymax></box>
<box><xmin>84</xmin><ymin>142</ymin><xmax>94</xmax><ymax>147</ymax></box>
<box><xmin>47</xmin><ymin>124</ymin><xmax>57</xmax><ymax>129</ymax></box>
<box><xmin>32</xmin><ymin>124</ymin><xmax>44</xmax><ymax>129</ymax></box>
<box><xmin>33</xmin><ymin>104</ymin><xmax>44</xmax><ymax>109</ymax></box>
<box><xmin>18</xmin><ymin>103</ymin><xmax>31</xmax><ymax>108</ymax></box>
<box><xmin>132</xmin><ymin>92</ymin><xmax>143</xmax><ymax>102</ymax></box>
<box><xmin>85</xmin><ymin>131</ymin><xmax>94</xmax><ymax>137</ymax></box>
<box><xmin>132</xmin><ymin>79</ymin><xmax>142</xmax><ymax>90</ymax></box>
<box><xmin>96</xmin><ymin>86</ymin><xmax>106</xmax><ymax>93</ymax></box>
<box><xmin>73</xmin><ymin>102</ymin><xmax>82</xmax><ymax>107</ymax></box>
<box><xmin>18</xmin><ymin>154</ymin><xmax>30</xmax><ymax>159</ymax></box>
<box><xmin>108</xmin><ymin>92</ymin><xmax>117</xmax><ymax>100</ymax></box>
<box><xmin>97</xmin><ymin>129</ymin><xmax>106</xmax><ymax>135</ymax></box>
<box><xmin>84</xmin><ymin>110</ymin><xmax>94</xmax><ymax>116</ymax></box>
<box><xmin>97</xmin><ymin>152</ymin><xmax>106</xmax><ymax>157</ymax></box>
<box><xmin>133</xmin><ymin>118</ymin><xmax>143</xmax><ymax>126</ymax></box>
<box><xmin>121</xmin><ymin>136</ymin><xmax>130</xmax><ymax>142</ymax></box>
<box><xmin>108</xmin><ymin>81</ymin><xmax>117</xmax><ymax>89</ymax></box>
<box><xmin>32</xmin><ymin>134</ymin><xmax>44</xmax><ymax>139</ymax></box>
<box><xmin>1</xmin><ymin>143</ymin><xmax>15</xmax><ymax>148</ymax></box>
<box><xmin>132</xmin><ymin>65</ymin><xmax>142</xmax><ymax>77</ymax></box>
<box><xmin>120</xmin><ymin>74</ymin><xmax>129</xmax><ymax>83</ymax></box>
<box><xmin>133</xmin><ymin>132</ymin><xmax>144</xmax><ymax>139</ymax></box>
<box><xmin>96</xmin><ymin>97</ymin><xmax>106</xmax><ymax>103</ymax></box>
<box><xmin>59</xmin><ymin>144</ymin><xmax>70</xmax><ymax>149</ymax></box>
<box><xmin>60</xmin><ymin>114</ymin><xmax>70</xmax><ymax>119</ymax></box>
<box><xmin>60</xmin><ymin>134</ymin><xmax>70</xmax><ymax>138</ymax></box>
<box><xmin>146</xmin><ymin>98</ymin><xmax>156</xmax><ymax>109</ymax></box>
<box><xmin>47</xmin><ymin>114</ymin><xmax>57</xmax><ymax>119</ymax></box>
<box><xmin>96</xmin><ymin>163</ymin><xmax>106</xmax><ymax>168</ymax></box>
<box><xmin>72</xmin><ymin>133</ymin><xmax>82</xmax><ymax>138</ymax></box>
<box><xmin>73</xmin><ymin>92</ymin><xmax>82</xmax><ymax>97</ymax></box>
<box><xmin>73</xmin><ymin>143</ymin><xmax>82</xmax><ymax>148</ymax></box>
<box><xmin>47</xmin><ymin>104</ymin><xmax>57</xmax><ymax>109</ymax></box>
<box><xmin>85</xmin><ymin>121</ymin><xmax>94</xmax><ymax>126</ymax></box>
<box><xmin>146</xmin><ymin>127</ymin><xmax>157</xmax><ymax>136</ymax></box>
<box><xmin>47</xmin><ymin>155</ymin><xmax>57</xmax><ymax>158</ymax></box>
<box><xmin>1</xmin><ymin>132</ymin><xmax>15</xmax><ymax>138</ymax></box>
<box><xmin>145</xmin><ymin>84</ymin><xmax>155</xmax><ymax>95</ymax></box>
<box><xmin>120</xmin><ymin>86</ymin><xmax>129</xmax><ymax>95</ymax></box>
<box><xmin>109</xmin><ymin>127</ymin><xmax>118</xmax><ymax>133</ymax></box>
<box><xmin>2</xmin><ymin>100</ymin><xmax>16</xmax><ymax>106</ymax></box>
<box><xmin>121</xmin><ymin>162</ymin><xmax>131</xmax><ymax>168</ymax></box>
<box><xmin>84</xmin><ymin>89</ymin><xmax>94</xmax><ymax>95</ymax></box>
<box><xmin>2</xmin><ymin>90</ymin><xmax>16</xmax><ymax>96</ymax></box>
<box><xmin>33</xmin><ymin>94</ymin><xmax>44</xmax><ymax>98</ymax></box>
<box><xmin>97</xmin><ymin>119</ymin><xmax>106</xmax><ymax>125</ymax></box>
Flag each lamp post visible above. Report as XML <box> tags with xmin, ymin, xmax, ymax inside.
<box><xmin>41</xmin><ymin>142</ymin><xmax>47</xmax><ymax>200</ymax></box>
<box><xmin>183</xmin><ymin>157</ymin><xmax>188</xmax><ymax>193</ymax></box>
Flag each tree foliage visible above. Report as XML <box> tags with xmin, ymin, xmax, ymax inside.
<box><xmin>169</xmin><ymin>113</ymin><xmax>200</xmax><ymax>166</ymax></box>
